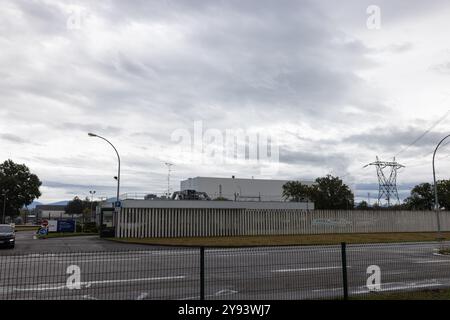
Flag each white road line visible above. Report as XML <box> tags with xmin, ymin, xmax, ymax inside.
<box><xmin>57</xmin><ymin>258</ymin><xmax>142</xmax><ymax>263</ymax></box>
<box><xmin>414</xmin><ymin>260</ymin><xmax>450</xmax><ymax>264</ymax></box>
<box><xmin>351</xmin><ymin>282</ymin><xmax>443</xmax><ymax>294</ymax></box>
<box><xmin>136</xmin><ymin>292</ymin><xmax>149</xmax><ymax>300</ymax></box>
<box><xmin>12</xmin><ymin>275</ymin><xmax>186</xmax><ymax>292</ymax></box>
<box><xmin>272</xmin><ymin>266</ymin><xmax>347</xmax><ymax>272</ymax></box>
<box><xmin>312</xmin><ymin>287</ymin><xmax>342</xmax><ymax>293</ymax></box>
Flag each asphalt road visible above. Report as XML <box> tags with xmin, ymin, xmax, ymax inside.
<box><xmin>1</xmin><ymin>232</ymin><xmax>450</xmax><ymax>300</ymax></box>
<box><xmin>0</xmin><ymin>231</ymin><xmax>153</xmax><ymax>253</ymax></box>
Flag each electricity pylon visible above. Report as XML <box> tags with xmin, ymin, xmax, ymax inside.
<box><xmin>364</xmin><ymin>157</ymin><xmax>405</xmax><ymax>206</ymax></box>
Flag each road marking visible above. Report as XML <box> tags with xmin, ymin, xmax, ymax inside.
<box><xmin>136</xmin><ymin>292</ymin><xmax>149</xmax><ymax>300</ymax></box>
<box><xmin>57</xmin><ymin>258</ymin><xmax>142</xmax><ymax>263</ymax></box>
<box><xmin>215</xmin><ymin>289</ymin><xmax>238</xmax><ymax>296</ymax></box>
<box><xmin>414</xmin><ymin>260</ymin><xmax>450</xmax><ymax>264</ymax></box>
<box><xmin>351</xmin><ymin>282</ymin><xmax>443</xmax><ymax>294</ymax></box>
<box><xmin>272</xmin><ymin>266</ymin><xmax>347</xmax><ymax>272</ymax></box>
<box><xmin>179</xmin><ymin>289</ymin><xmax>239</xmax><ymax>300</ymax></box>
<box><xmin>312</xmin><ymin>287</ymin><xmax>342</xmax><ymax>293</ymax></box>
<box><xmin>12</xmin><ymin>275</ymin><xmax>186</xmax><ymax>292</ymax></box>
<box><xmin>215</xmin><ymin>253</ymin><xmax>269</xmax><ymax>257</ymax></box>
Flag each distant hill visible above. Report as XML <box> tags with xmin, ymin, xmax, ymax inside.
<box><xmin>25</xmin><ymin>200</ymin><xmax>69</xmax><ymax>209</ymax></box>
<box><xmin>26</xmin><ymin>201</ymin><xmax>43</xmax><ymax>209</ymax></box>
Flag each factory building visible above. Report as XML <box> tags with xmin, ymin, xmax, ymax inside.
<box><xmin>180</xmin><ymin>177</ymin><xmax>314</xmax><ymax>202</ymax></box>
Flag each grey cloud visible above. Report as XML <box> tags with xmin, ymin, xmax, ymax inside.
<box><xmin>57</xmin><ymin>123</ymin><xmax>123</xmax><ymax>135</ymax></box>
<box><xmin>1</xmin><ymin>0</ymin><xmax>449</xmax><ymax>201</ymax></box>
<box><xmin>0</xmin><ymin>133</ymin><xmax>28</xmax><ymax>144</ymax></box>
<box><xmin>343</xmin><ymin>127</ymin><xmax>447</xmax><ymax>152</ymax></box>
<box><xmin>279</xmin><ymin>148</ymin><xmax>352</xmax><ymax>176</ymax></box>
<box><xmin>431</xmin><ymin>62</ymin><xmax>450</xmax><ymax>75</ymax></box>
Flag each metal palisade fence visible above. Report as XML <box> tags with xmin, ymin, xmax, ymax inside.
<box><xmin>1</xmin><ymin>242</ymin><xmax>450</xmax><ymax>300</ymax></box>
<box><xmin>115</xmin><ymin>209</ymin><xmax>450</xmax><ymax>238</ymax></box>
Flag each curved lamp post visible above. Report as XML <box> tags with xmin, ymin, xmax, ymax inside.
<box><xmin>88</xmin><ymin>133</ymin><xmax>121</xmax><ymax>205</ymax></box>
<box><xmin>432</xmin><ymin>134</ymin><xmax>450</xmax><ymax>237</ymax></box>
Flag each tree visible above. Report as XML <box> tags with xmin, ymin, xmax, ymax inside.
<box><xmin>404</xmin><ymin>180</ymin><xmax>450</xmax><ymax>210</ymax></box>
<box><xmin>437</xmin><ymin>180</ymin><xmax>450</xmax><ymax>210</ymax></box>
<box><xmin>65</xmin><ymin>196</ymin><xmax>84</xmax><ymax>215</ymax></box>
<box><xmin>0</xmin><ymin>159</ymin><xmax>42</xmax><ymax>221</ymax></box>
<box><xmin>309</xmin><ymin>175</ymin><xmax>354</xmax><ymax>210</ymax></box>
<box><xmin>65</xmin><ymin>196</ymin><xmax>99</xmax><ymax>221</ymax></box>
<box><xmin>282</xmin><ymin>181</ymin><xmax>311</xmax><ymax>202</ymax></box>
<box><xmin>356</xmin><ymin>201</ymin><xmax>370</xmax><ymax>210</ymax></box>
<box><xmin>283</xmin><ymin>175</ymin><xmax>354</xmax><ymax>209</ymax></box>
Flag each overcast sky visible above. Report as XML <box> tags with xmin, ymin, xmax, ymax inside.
<box><xmin>1</xmin><ymin>0</ymin><xmax>450</xmax><ymax>203</ymax></box>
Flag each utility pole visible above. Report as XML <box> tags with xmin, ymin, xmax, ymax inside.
<box><xmin>165</xmin><ymin>162</ymin><xmax>174</xmax><ymax>198</ymax></box>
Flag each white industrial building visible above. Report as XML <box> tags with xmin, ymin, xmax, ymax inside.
<box><xmin>180</xmin><ymin>177</ymin><xmax>314</xmax><ymax>202</ymax></box>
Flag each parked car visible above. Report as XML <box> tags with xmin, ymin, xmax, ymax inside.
<box><xmin>0</xmin><ymin>224</ymin><xmax>15</xmax><ymax>249</ymax></box>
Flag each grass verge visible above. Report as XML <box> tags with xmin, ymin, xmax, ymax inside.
<box><xmin>37</xmin><ymin>232</ymin><xmax>98</xmax><ymax>239</ymax></box>
<box><xmin>107</xmin><ymin>232</ymin><xmax>450</xmax><ymax>247</ymax></box>
<box><xmin>353</xmin><ymin>288</ymin><xmax>450</xmax><ymax>300</ymax></box>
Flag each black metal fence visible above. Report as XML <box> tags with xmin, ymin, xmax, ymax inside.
<box><xmin>1</xmin><ymin>242</ymin><xmax>450</xmax><ymax>300</ymax></box>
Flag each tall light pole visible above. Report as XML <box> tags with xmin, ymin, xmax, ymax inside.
<box><xmin>432</xmin><ymin>134</ymin><xmax>450</xmax><ymax>238</ymax></box>
<box><xmin>89</xmin><ymin>190</ymin><xmax>96</xmax><ymax>222</ymax></box>
<box><xmin>88</xmin><ymin>133</ymin><xmax>121</xmax><ymax>205</ymax></box>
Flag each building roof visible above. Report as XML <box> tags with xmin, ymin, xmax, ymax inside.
<box><xmin>102</xmin><ymin>199</ymin><xmax>313</xmax><ymax>210</ymax></box>
<box><xmin>183</xmin><ymin>176</ymin><xmax>313</xmax><ymax>183</ymax></box>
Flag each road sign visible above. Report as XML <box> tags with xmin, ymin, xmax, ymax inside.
<box><xmin>114</xmin><ymin>201</ymin><xmax>122</xmax><ymax>208</ymax></box>
<box><xmin>42</xmin><ymin>220</ymin><xmax>48</xmax><ymax>227</ymax></box>
<box><xmin>57</xmin><ymin>219</ymin><xmax>76</xmax><ymax>233</ymax></box>
<box><xmin>48</xmin><ymin>220</ymin><xmax>58</xmax><ymax>232</ymax></box>
<box><xmin>39</xmin><ymin>227</ymin><xmax>48</xmax><ymax>236</ymax></box>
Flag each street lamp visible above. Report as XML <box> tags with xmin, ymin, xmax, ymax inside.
<box><xmin>432</xmin><ymin>134</ymin><xmax>450</xmax><ymax>238</ymax></box>
<box><xmin>89</xmin><ymin>190</ymin><xmax>96</xmax><ymax>222</ymax></box>
<box><xmin>88</xmin><ymin>133</ymin><xmax>121</xmax><ymax>205</ymax></box>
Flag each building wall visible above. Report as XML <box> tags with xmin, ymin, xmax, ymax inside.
<box><xmin>181</xmin><ymin>177</ymin><xmax>314</xmax><ymax>201</ymax></box>
<box><xmin>114</xmin><ymin>208</ymin><xmax>450</xmax><ymax>238</ymax></box>
<box><xmin>39</xmin><ymin>210</ymin><xmax>66</xmax><ymax>219</ymax></box>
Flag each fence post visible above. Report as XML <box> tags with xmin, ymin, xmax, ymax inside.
<box><xmin>200</xmin><ymin>246</ymin><xmax>205</xmax><ymax>300</ymax></box>
<box><xmin>341</xmin><ymin>242</ymin><xmax>349</xmax><ymax>300</ymax></box>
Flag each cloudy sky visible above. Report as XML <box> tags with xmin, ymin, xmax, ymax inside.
<box><xmin>1</xmin><ymin>0</ymin><xmax>450</xmax><ymax>203</ymax></box>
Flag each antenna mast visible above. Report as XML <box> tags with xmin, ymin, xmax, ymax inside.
<box><xmin>165</xmin><ymin>162</ymin><xmax>174</xmax><ymax>198</ymax></box>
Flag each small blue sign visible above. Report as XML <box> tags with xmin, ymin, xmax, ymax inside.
<box><xmin>57</xmin><ymin>219</ymin><xmax>76</xmax><ymax>233</ymax></box>
<box><xmin>114</xmin><ymin>201</ymin><xmax>122</xmax><ymax>208</ymax></box>
<box><xmin>39</xmin><ymin>227</ymin><xmax>48</xmax><ymax>235</ymax></box>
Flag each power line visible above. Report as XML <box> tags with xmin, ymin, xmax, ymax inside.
<box><xmin>395</xmin><ymin>108</ymin><xmax>450</xmax><ymax>157</ymax></box>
